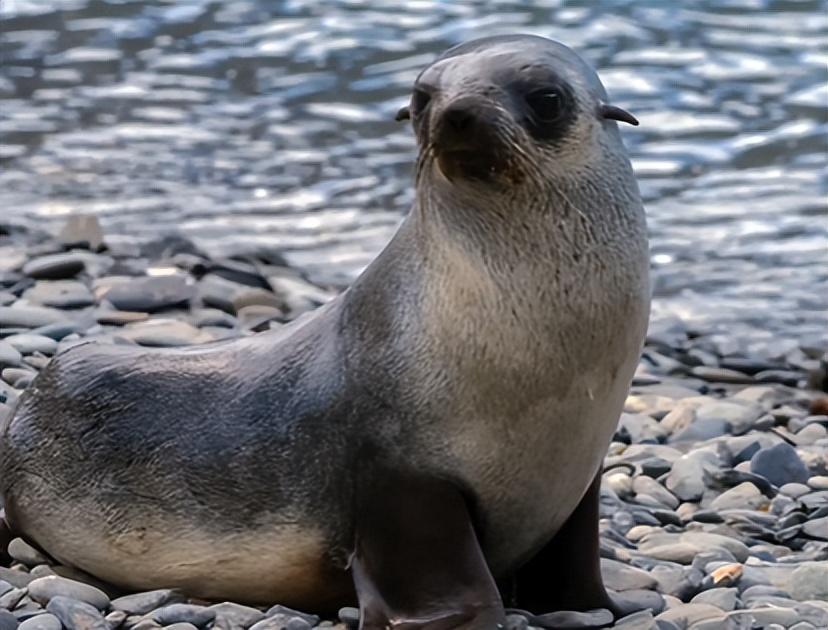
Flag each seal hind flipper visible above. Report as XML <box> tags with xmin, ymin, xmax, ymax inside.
<box><xmin>351</xmin><ymin>470</ymin><xmax>505</xmax><ymax>629</ymax></box>
<box><xmin>507</xmin><ymin>471</ymin><xmax>616</xmax><ymax>617</ymax></box>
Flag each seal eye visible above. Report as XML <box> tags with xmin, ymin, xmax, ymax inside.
<box><xmin>411</xmin><ymin>88</ymin><xmax>431</xmax><ymax>116</ymax></box>
<box><xmin>526</xmin><ymin>89</ymin><xmax>563</xmax><ymax>123</ymax></box>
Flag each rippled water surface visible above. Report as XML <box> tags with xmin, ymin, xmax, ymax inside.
<box><xmin>1</xmin><ymin>0</ymin><xmax>827</xmax><ymax>350</ymax></box>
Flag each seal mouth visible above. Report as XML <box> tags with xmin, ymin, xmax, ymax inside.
<box><xmin>436</xmin><ymin>149</ymin><xmax>505</xmax><ymax>182</ymax></box>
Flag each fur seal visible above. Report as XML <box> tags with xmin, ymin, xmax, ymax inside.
<box><xmin>0</xmin><ymin>34</ymin><xmax>649</xmax><ymax>629</ymax></box>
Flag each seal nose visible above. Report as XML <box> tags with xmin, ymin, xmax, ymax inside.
<box><xmin>443</xmin><ymin>106</ymin><xmax>475</xmax><ymax>133</ymax></box>
<box><xmin>433</xmin><ymin>99</ymin><xmax>493</xmax><ymax>152</ymax></box>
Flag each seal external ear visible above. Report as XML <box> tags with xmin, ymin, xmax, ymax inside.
<box><xmin>505</xmin><ymin>471</ymin><xmax>617</xmax><ymax>621</ymax></box>
<box><xmin>599</xmin><ymin>103</ymin><xmax>639</xmax><ymax>126</ymax></box>
<box><xmin>351</xmin><ymin>468</ymin><xmax>505</xmax><ymax>629</ymax></box>
<box><xmin>395</xmin><ymin>105</ymin><xmax>411</xmax><ymax>122</ymax></box>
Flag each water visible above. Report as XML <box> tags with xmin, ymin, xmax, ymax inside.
<box><xmin>1</xmin><ymin>0</ymin><xmax>827</xmax><ymax>353</ymax></box>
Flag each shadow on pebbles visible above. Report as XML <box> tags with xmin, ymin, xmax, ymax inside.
<box><xmin>1</xmin><ymin>218</ymin><xmax>828</xmax><ymax>630</ymax></box>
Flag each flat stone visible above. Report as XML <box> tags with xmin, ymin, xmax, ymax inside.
<box><xmin>612</xmin><ymin>610</ymin><xmax>655</xmax><ymax>630</ymax></box>
<box><xmin>601</xmin><ymin>559</ymin><xmax>658</xmax><ymax>591</ymax></box>
<box><xmin>23</xmin><ymin>280</ymin><xmax>95</xmax><ymax>309</ymax></box>
<box><xmin>691</xmin><ymin>587</ymin><xmax>739</xmax><ymax>611</ymax></box>
<box><xmin>208</xmin><ymin>603</ymin><xmax>265</xmax><ymax>630</ymax></box>
<box><xmin>95</xmin><ymin>310</ymin><xmax>149</xmax><ymax>326</ymax></box>
<box><xmin>0</xmin><ymin>342</ymin><xmax>22</xmax><ymax>368</ymax></box>
<box><xmin>0</xmin><ymin>568</ymin><xmax>34</xmax><ymax>588</ymax></box>
<box><xmin>802</xmin><ymin>516</ymin><xmax>828</xmax><ymax>540</ymax></box>
<box><xmin>616</xmin><ymin>412</ymin><xmax>669</xmax><ymax>444</ymax></box>
<box><xmin>18</xmin><ymin>614</ymin><xmax>62</xmax><ymax>630</ymax></box>
<box><xmin>164</xmin><ymin>625</ymin><xmax>198</xmax><ymax>630</ymax></box>
<box><xmin>0</xmin><ymin>306</ymin><xmax>67</xmax><ymax>328</ymax></box>
<box><xmin>264</xmin><ymin>605</ymin><xmax>319</xmax><ymax>627</ymax></box>
<box><xmin>751</xmin><ymin>442</ymin><xmax>810</xmax><ymax>486</ymax></box>
<box><xmin>119</xmin><ymin>320</ymin><xmax>212</xmax><ymax>347</ymax></box>
<box><xmin>28</xmin><ymin>576</ymin><xmax>110</xmax><ymax>610</ymax></box>
<box><xmin>727</xmin><ymin>607</ymin><xmax>800</xmax><ymax>627</ymax></box>
<box><xmin>665</xmin><ymin>451</ymin><xmax>719</xmax><ymax>502</ymax></box>
<box><xmin>531</xmin><ymin>608</ymin><xmax>613</xmax><ymax>628</ymax></box>
<box><xmin>4</xmin><ymin>334</ymin><xmax>58</xmax><ymax>356</ymax></box>
<box><xmin>690</xmin><ymin>366</ymin><xmax>754</xmax><ymax>384</ymax></box>
<box><xmin>7</xmin><ymin>539</ymin><xmax>49</xmax><ymax>567</ymax></box>
<box><xmin>150</xmin><ymin>604</ymin><xmax>215</xmax><ymax>627</ymax></box>
<box><xmin>709</xmin><ymin>482</ymin><xmax>766</xmax><ymax>511</ymax></box>
<box><xmin>46</xmin><ymin>596</ymin><xmax>108</xmax><ymax>630</ymax></box>
<box><xmin>654</xmin><ymin>603</ymin><xmax>724</xmax><ymax>626</ymax></box>
<box><xmin>111</xmin><ymin>590</ymin><xmax>183</xmax><ymax>615</ymax></box>
<box><xmin>23</xmin><ymin>254</ymin><xmax>85</xmax><ymax>280</ymax></box>
<box><xmin>780</xmin><ymin>482</ymin><xmax>811</xmax><ymax>497</ymax></box>
<box><xmin>633</xmin><ymin>476</ymin><xmax>679</xmax><ymax>509</ymax></box>
<box><xmin>790</xmin><ymin>561</ymin><xmax>828</xmax><ymax>602</ymax></box>
<box><xmin>251</xmin><ymin>617</ymin><xmax>313</xmax><ymax>630</ymax></box>
<box><xmin>100</xmin><ymin>275</ymin><xmax>194</xmax><ymax>312</ymax></box>
<box><xmin>808</xmin><ymin>476</ymin><xmax>828</xmax><ymax>490</ymax></box>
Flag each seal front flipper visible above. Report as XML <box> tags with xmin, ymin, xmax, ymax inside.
<box><xmin>352</xmin><ymin>470</ymin><xmax>505</xmax><ymax>629</ymax></box>
<box><xmin>508</xmin><ymin>471</ymin><xmax>617</xmax><ymax>620</ymax></box>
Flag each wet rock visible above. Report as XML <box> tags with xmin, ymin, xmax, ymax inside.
<box><xmin>110</xmin><ymin>590</ymin><xmax>183</xmax><ymax>615</ymax></box>
<box><xmin>100</xmin><ymin>275</ymin><xmax>194</xmax><ymax>312</ymax></box>
<box><xmin>23</xmin><ymin>280</ymin><xmax>95</xmax><ymax>309</ymax></box>
<box><xmin>751</xmin><ymin>442</ymin><xmax>810</xmax><ymax>486</ymax></box>
<box><xmin>28</xmin><ymin>576</ymin><xmax>110</xmax><ymax>610</ymax></box>
<box><xmin>46</xmin><ymin>596</ymin><xmax>108</xmax><ymax>630</ymax></box>
<box><xmin>7</xmin><ymin>539</ymin><xmax>49</xmax><ymax>567</ymax></box>
<box><xmin>18</xmin><ymin>613</ymin><xmax>62</xmax><ymax>630</ymax></box>
<box><xmin>789</xmin><ymin>562</ymin><xmax>828</xmax><ymax>601</ymax></box>
<box><xmin>4</xmin><ymin>334</ymin><xmax>58</xmax><ymax>356</ymax></box>
<box><xmin>23</xmin><ymin>253</ymin><xmax>85</xmax><ymax>280</ymax></box>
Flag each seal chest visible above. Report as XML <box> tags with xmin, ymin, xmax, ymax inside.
<box><xmin>1</xmin><ymin>35</ymin><xmax>648</xmax><ymax>625</ymax></box>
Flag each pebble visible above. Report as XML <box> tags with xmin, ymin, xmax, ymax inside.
<box><xmin>22</xmin><ymin>254</ymin><xmax>86</xmax><ymax>280</ymax></box>
<box><xmin>18</xmin><ymin>614</ymin><xmax>62</xmax><ymax>630</ymax></box>
<box><xmin>601</xmin><ymin>559</ymin><xmax>658</xmax><ymax>591</ymax></box>
<box><xmin>531</xmin><ymin>608</ymin><xmax>613</xmax><ymax>628</ymax></box>
<box><xmin>789</xmin><ymin>562</ymin><xmax>828</xmax><ymax>601</ymax></box>
<box><xmin>0</xmin><ymin>306</ymin><xmax>67</xmax><ymax>328</ymax></box>
<box><xmin>46</xmin><ymin>596</ymin><xmax>108</xmax><ymax>630</ymax></box>
<box><xmin>7</xmin><ymin>539</ymin><xmax>49</xmax><ymax>567</ymax></box>
<box><xmin>28</xmin><ymin>576</ymin><xmax>110</xmax><ymax>610</ymax></box>
<box><xmin>263</xmin><ymin>606</ymin><xmax>319</xmax><ymax>627</ymax></box>
<box><xmin>690</xmin><ymin>588</ymin><xmax>739</xmax><ymax>611</ymax></box>
<box><xmin>58</xmin><ymin>216</ymin><xmax>104</xmax><ymax>251</ymax></box>
<box><xmin>100</xmin><ymin>275</ymin><xmax>195</xmax><ymax>312</ymax></box>
<box><xmin>709</xmin><ymin>482</ymin><xmax>765</xmax><ymax>511</ymax></box>
<box><xmin>0</xmin><ymin>611</ymin><xmax>17</xmax><ymax>630</ymax></box>
<box><xmin>149</xmin><ymin>604</ymin><xmax>215</xmax><ymax>627</ymax></box>
<box><xmin>0</xmin><ymin>342</ymin><xmax>22</xmax><ymax>368</ymax></box>
<box><xmin>750</xmin><ymin>442</ymin><xmax>810</xmax><ymax>486</ymax></box>
<box><xmin>119</xmin><ymin>320</ymin><xmax>212</xmax><ymax>347</ymax></box>
<box><xmin>654</xmin><ymin>603</ymin><xmax>724</xmax><ymax>626</ymax></box>
<box><xmin>209</xmin><ymin>603</ymin><xmax>265</xmax><ymax>630</ymax></box>
<box><xmin>4</xmin><ymin>334</ymin><xmax>58</xmax><ymax>356</ymax></box>
<box><xmin>23</xmin><ymin>281</ymin><xmax>95</xmax><ymax>309</ymax></box>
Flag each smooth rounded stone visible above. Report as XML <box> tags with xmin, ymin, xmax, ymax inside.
<box><xmin>790</xmin><ymin>623</ymin><xmax>817</xmax><ymax>630</ymax></box>
<box><xmin>616</xmin><ymin>413</ymin><xmax>668</xmax><ymax>444</ymax></box>
<box><xmin>46</xmin><ymin>597</ymin><xmax>108</xmax><ymax>630</ymax></box>
<box><xmin>0</xmin><ymin>342</ymin><xmax>22</xmax><ymax>368</ymax></box>
<box><xmin>7</xmin><ymin>540</ymin><xmax>49</xmax><ymax>568</ymax></box>
<box><xmin>237</xmin><ymin>304</ymin><xmax>282</xmax><ymax>330</ymax></box>
<box><xmin>59</xmin><ymin>216</ymin><xmax>104</xmax><ymax>251</ymax></box>
<box><xmin>601</xmin><ymin>558</ymin><xmax>658</xmax><ymax>591</ymax></box>
<box><xmin>727</xmin><ymin>607</ymin><xmax>800</xmax><ymax>627</ymax></box>
<box><xmin>105</xmin><ymin>610</ymin><xmax>127</xmax><ymax>628</ymax></box>
<box><xmin>0</xmin><ymin>582</ymin><xmax>12</xmax><ymax>598</ymax></box>
<box><xmin>4</xmin><ymin>334</ymin><xmax>58</xmax><ymax>356</ymax></box>
<box><xmin>802</xmin><ymin>516</ymin><xmax>828</xmax><ymax>541</ymax></box>
<box><xmin>192</xmin><ymin>309</ymin><xmax>237</xmax><ymax>329</ymax></box>
<box><xmin>740</xmin><ymin>584</ymin><xmax>791</xmax><ymax>605</ymax></box>
<box><xmin>28</xmin><ymin>576</ymin><xmax>109</xmax><ymax>610</ymax></box>
<box><xmin>750</xmin><ymin>442</ymin><xmax>810</xmax><ymax>486</ymax></box>
<box><xmin>655</xmin><ymin>603</ymin><xmax>724</xmax><ymax>626</ymax></box>
<box><xmin>23</xmin><ymin>281</ymin><xmax>95</xmax><ymax>309</ymax></box>
<box><xmin>208</xmin><ymin>603</ymin><xmax>265</xmax><ymax>630</ymax></box>
<box><xmin>149</xmin><ymin>605</ymin><xmax>215</xmax><ymax>627</ymax></box>
<box><xmin>337</xmin><ymin>607</ymin><xmax>359</xmax><ymax>627</ymax></box>
<box><xmin>163</xmin><ymin>625</ymin><xmax>198</xmax><ymax>630</ymax></box>
<box><xmin>0</xmin><ymin>588</ymin><xmax>27</xmax><ymax>610</ymax></box>
<box><xmin>130</xmin><ymin>620</ymin><xmax>162</xmax><ymax>630</ymax></box>
<box><xmin>808</xmin><ymin>475</ymin><xmax>828</xmax><ymax>490</ymax></box>
<box><xmin>0</xmin><ymin>611</ymin><xmax>18</xmax><ymax>630</ymax></box>
<box><xmin>795</xmin><ymin>423</ymin><xmax>827</xmax><ymax>445</ymax></box>
<box><xmin>531</xmin><ymin>608</ymin><xmax>612</xmax><ymax>629</ymax></box>
<box><xmin>611</xmin><ymin>590</ymin><xmax>665</xmax><ymax>616</ymax></box>
<box><xmin>119</xmin><ymin>320</ymin><xmax>213</xmax><ymax>347</ymax></box>
<box><xmin>505</xmin><ymin>614</ymin><xmax>528</xmax><ymax>630</ymax></box>
<box><xmin>95</xmin><ymin>310</ymin><xmax>149</xmax><ymax>326</ymax></box>
<box><xmin>780</xmin><ymin>482</ymin><xmax>811</xmax><ymax>498</ymax></box>
<box><xmin>250</xmin><ymin>616</ymin><xmax>312</xmax><ymax>630</ymax></box>
<box><xmin>18</xmin><ymin>614</ymin><xmax>61</xmax><ymax>630</ymax></box>
<box><xmin>604</xmin><ymin>473</ymin><xmax>633</xmax><ymax>499</ymax></box>
<box><xmin>794</xmin><ymin>601</ymin><xmax>828</xmax><ymax>627</ymax></box>
<box><xmin>23</xmin><ymin>254</ymin><xmax>85</xmax><ymax>280</ymax></box>
<box><xmin>625</xmin><ymin>525</ymin><xmax>658</xmax><ymax>542</ymax></box>
<box><xmin>0</xmin><ymin>569</ymin><xmax>34</xmax><ymax>589</ymax></box>
<box><xmin>671</xmin><ymin>418</ymin><xmax>729</xmax><ymax>443</ymax></box>
<box><xmin>690</xmin><ymin>367</ymin><xmax>754</xmax><ymax>385</ymax></box>
<box><xmin>665</xmin><ymin>451</ymin><xmax>720</xmax><ymax>503</ymax></box>
<box><xmin>263</xmin><ymin>605</ymin><xmax>319</xmax><ymax>627</ymax></box>
<box><xmin>709</xmin><ymin>482</ymin><xmax>766</xmax><ymax>511</ymax></box>
<box><xmin>2</xmin><ymin>367</ymin><xmax>36</xmax><ymax>387</ymax></box>
<box><xmin>101</xmin><ymin>276</ymin><xmax>195</xmax><ymax>313</ymax></box>
<box><xmin>691</xmin><ymin>587</ymin><xmax>739</xmax><ymax>612</ymax></box>
<box><xmin>633</xmin><ymin>477</ymin><xmax>679</xmax><ymax>510</ymax></box>
<box><xmin>639</xmin><ymin>532</ymin><xmax>749</xmax><ymax>564</ymax></box>
<box><xmin>755</xmin><ymin>369</ymin><xmax>803</xmax><ymax>386</ymax></box>
<box><xmin>0</xmin><ymin>306</ymin><xmax>67</xmax><ymax>329</ymax></box>
<box><xmin>789</xmin><ymin>562</ymin><xmax>828</xmax><ymax>601</ymax></box>
<box><xmin>612</xmin><ymin>610</ymin><xmax>655</xmax><ymax>630</ymax></box>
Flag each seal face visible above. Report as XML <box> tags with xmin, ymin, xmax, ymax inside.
<box><xmin>0</xmin><ymin>34</ymin><xmax>649</xmax><ymax>628</ymax></box>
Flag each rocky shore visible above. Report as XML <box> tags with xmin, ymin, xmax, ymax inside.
<box><xmin>1</xmin><ymin>218</ymin><xmax>827</xmax><ymax>630</ymax></box>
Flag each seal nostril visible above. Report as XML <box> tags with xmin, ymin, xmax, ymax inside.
<box><xmin>444</xmin><ymin>107</ymin><xmax>475</xmax><ymax>132</ymax></box>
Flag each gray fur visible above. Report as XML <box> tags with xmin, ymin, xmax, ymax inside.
<box><xmin>0</xmin><ymin>35</ymin><xmax>649</xmax><ymax>605</ymax></box>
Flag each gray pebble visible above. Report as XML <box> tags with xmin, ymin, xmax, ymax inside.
<box><xmin>208</xmin><ymin>603</ymin><xmax>264</xmax><ymax>630</ymax></box>
<box><xmin>0</xmin><ymin>611</ymin><xmax>18</xmax><ymax>630</ymax></box>
<box><xmin>149</xmin><ymin>605</ymin><xmax>215</xmax><ymax>628</ymax></box>
<box><xmin>612</xmin><ymin>610</ymin><xmax>655</xmax><ymax>629</ymax></box>
<box><xmin>46</xmin><ymin>596</ymin><xmax>108</xmax><ymax>630</ymax></box>
<box><xmin>163</xmin><ymin>625</ymin><xmax>198</xmax><ymax>630</ymax></box>
<box><xmin>337</xmin><ymin>607</ymin><xmax>358</xmax><ymax>628</ymax></box>
<box><xmin>263</xmin><ymin>606</ymin><xmax>319</xmax><ymax>627</ymax></box>
<box><xmin>690</xmin><ymin>587</ymin><xmax>739</xmax><ymax>611</ymax></box>
<box><xmin>780</xmin><ymin>482</ymin><xmax>811</xmax><ymax>497</ymax></box>
<box><xmin>655</xmin><ymin>603</ymin><xmax>724</xmax><ymax>626</ymax></box>
<box><xmin>18</xmin><ymin>614</ymin><xmax>61</xmax><ymax>630</ymax></box>
<box><xmin>0</xmin><ymin>570</ymin><xmax>34</xmax><ymax>589</ymax></box>
<box><xmin>531</xmin><ymin>608</ymin><xmax>613</xmax><ymax>629</ymax></box>
<box><xmin>23</xmin><ymin>254</ymin><xmax>85</xmax><ymax>280</ymax></box>
<box><xmin>102</xmin><ymin>276</ymin><xmax>194</xmax><ymax>313</ymax></box>
<box><xmin>0</xmin><ymin>342</ymin><xmax>22</xmax><ymax>368</ymax></box>
<box><xmin>4</xmin><ymin>334</ymin><xmax>58</xmax><ymax>356</ymax></box>
<box><xmin>789</xmin><ymin>562</ymin><xmax>828</xmax><ymax>601</ymax></box>
<box><xmin>250</xmin><ymin>618</ymin><xmax>311</xmax><ymax>630</ymax></box>
<box><xmin>105</xmin><ymin>610</ymin><xmax>127</xmax><ymax>629</ymax></box>
<box><xmin>7</xmin><ymin>540</ymin><xmax>49</xmax><ymax>568</ymax></box>
<box><xmin>600</xmin><ymin>558</ymin><xmax>658</xmax><ymax>592</ymax></box>
<box><xmin>28</xmin><ymin>576</ymin><xmax>109</xmax><ymax>610</ymax></box>
<box><xmin>727</xmin><ymin>607</ymin><xmax>800</xmax><ymax>627</ymax></box>
<box><xmin>750</xmin><ymin>442</ymin><xmax>810</xmax><ymax>486</ymax></box>
<box><xmin>709</xmin><ymin>482</ymin><xmax>766</xmax><ymax>511</ymax></box>
<box><xmin>0</xmin><ymin>307</ymin><xmax>67</xmax><ymax>329</ymax></box>
<box><xmin>0</xmin><ymin>588</ymin><xmax>27</xmax><ymax>610</ymax></box>
<box><xmin>119</xmin><ymin>320</ymin><xmax>212</xmax><ymax>347</ymax></box>
<box><xmin>23</xmin><ymin>281</ymin><xmax>95</xmax><ymax>309</ymax></box>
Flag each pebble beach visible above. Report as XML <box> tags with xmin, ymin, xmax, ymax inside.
<box><xmin>0</xmin><ymin>217</ymin><xmax>827</xmax><ymax>630</ymax></box>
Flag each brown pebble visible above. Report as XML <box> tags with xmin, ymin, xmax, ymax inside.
<box><xmin>809</xmin><ymin>397</ymin><xmax>828</xmax><ymax>416</ymax></box>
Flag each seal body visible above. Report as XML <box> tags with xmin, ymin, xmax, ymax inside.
<box><xmin>0</xmin><ymin>35</ymin><xmax>649</xmax><ymax>616</ymax></box>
